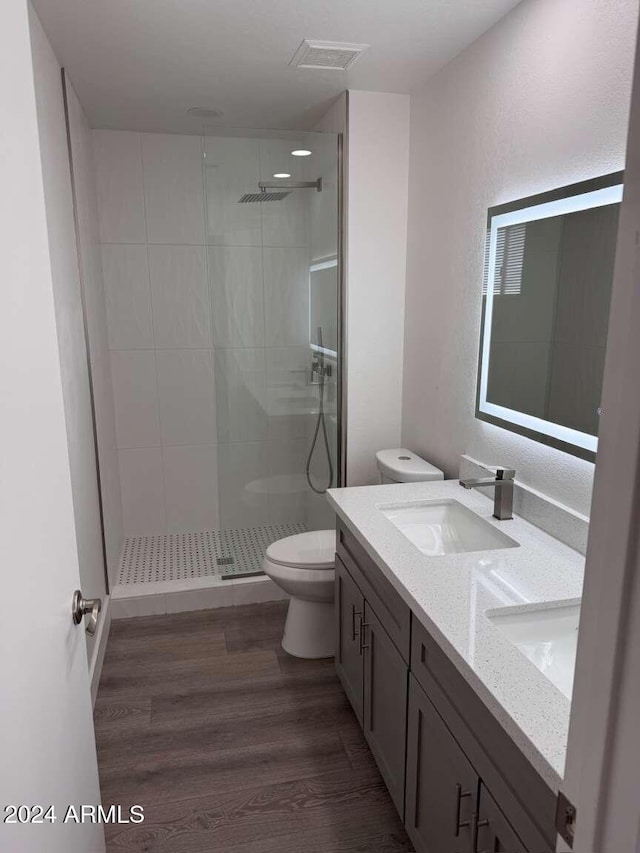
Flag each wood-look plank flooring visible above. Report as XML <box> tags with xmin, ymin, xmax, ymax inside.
<box><xmin>95</xmin><ymin>600</ymin><xmax>413</xmax><ymax>853</ymax></box>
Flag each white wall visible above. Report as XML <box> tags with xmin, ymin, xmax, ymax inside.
<box><xmin>402</xmin><ymin>0</ymin><xmax>638</xmax><ymax>516</ymax></box>
<box><xmin>347</xmin><ymin>90</ymin><xmax>411</xmax><ymax>485</ymax></box>
<box><xmin>93</xmin><ymin>129</ymin><xmax>214</xmax><ymax>537</ymax></box>
<box><xmin>65</xmin><ymin>81</ymin><xmax>123</xmax><ymax>587</ymax></box>
<box><xmin>29</xmin><ymin>8</ymin><xmax>107</xmax><ymax>660</ymax></box>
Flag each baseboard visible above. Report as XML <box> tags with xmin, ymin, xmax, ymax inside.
<box><xmin>110</xmin><ymin>576</ymin><xmax>289</xmax><ymax>618</ymax></box>
<box><xmin>89</xmin><ymin>594</ymin><xmax>111</xmax><ymax>706</ymax></box>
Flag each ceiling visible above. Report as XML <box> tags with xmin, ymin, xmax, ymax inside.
<box><xmin>32</xmin><ymin>0</ymin><xmax>522</xmax><ymax>134</ymax></box>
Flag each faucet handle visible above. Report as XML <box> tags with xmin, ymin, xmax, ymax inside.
<box><xmin>496</xmin><ymin>468</ymin><xmax>515</xmax><ymax>481</ymax></box>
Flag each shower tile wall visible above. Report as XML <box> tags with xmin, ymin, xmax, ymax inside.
<box><xmin>93</xmin><ymin>129</ymin><xmax>314</xmax><ymax>536</ymax></box>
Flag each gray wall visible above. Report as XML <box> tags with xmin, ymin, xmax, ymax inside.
<box><xmin>546</xmin><ymin>205</ymin><xmax>618</xmax><ymax>435</ymax></box>
<box><xmin>486</xmin><ymin>205</ymin><xmax>618</xmax><ymax>437</ymax></box>
<box><xmin>488</xmin><ymin>218</ymin><xmax>563</xmax><ymax>420</ymax></box>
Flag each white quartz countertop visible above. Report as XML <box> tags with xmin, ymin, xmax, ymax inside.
<box><xmin>326</xmin><ymin>479</ymin><xmax>585</xmax><ymax>791</ymax></box>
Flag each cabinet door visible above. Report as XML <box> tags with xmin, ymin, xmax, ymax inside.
<box><xmin>335</xmin><ymin>556</ymin><xmax>364</xmax><ymax>723</ymax></box>
<box><xmin>475</xmin><ymin>783</ymin><xmax>526</xmax><ymax>853</ymax></box>
<box><xmin>362</xmin><ymin>602</ymin><xmax>408</xmax><ymax>817</ymax></box>
<box><xmin>406</xmin><ymin>675</ymin><xmax>479</xmax><ymax>853</ymax></box>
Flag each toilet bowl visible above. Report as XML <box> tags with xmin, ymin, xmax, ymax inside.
<box><xmin>263</xmin><ymin>529</ymin><xmax>336</xmax><ymax>659</ymax></box>
<box><xmin>265</xmin><ymin>448</ymin><xmax>442</xmax><ymax>659</ymax></box>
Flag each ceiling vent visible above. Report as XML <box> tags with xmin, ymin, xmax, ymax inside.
<box><xmin>187</xmin><ymin>107</ymin><xmax>223</xmax><ymax>118</ymax></box>
<box><xmin>290</xmin><ymin>40</ymin><xmax>369</xmax><ymax>71</ymax></box>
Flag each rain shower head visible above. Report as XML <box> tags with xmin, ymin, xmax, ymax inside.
<box><xmin>238</xmin><ymin>177</ymin><xmax>322</xmax><ymax>204</ymax></box>
<box><xmin>238</xmin><ymin>191</ymin><xmax>291</xmax><ymax>203</ymax></box>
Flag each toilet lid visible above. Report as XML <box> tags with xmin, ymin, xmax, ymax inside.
<box><xmin>376</xmin><ymin>448</ymin><xmax>444</xmax><ymax>482</ymax></box>
<box><xmin>266</xmin><ymin>530</ymin><xmax>336</xmax><ymax>570</ymax></box>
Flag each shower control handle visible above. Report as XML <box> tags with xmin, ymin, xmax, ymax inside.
<box><xmin>311</xmin><ymin>360</ymin><xmax>332</xmax><ymax>378</ymax></box>
<box><xmin>72</xmin><ymin>590</ymin><xmax>102</xmax><ymax>637</ymax></box>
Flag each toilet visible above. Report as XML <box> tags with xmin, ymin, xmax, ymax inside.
<box><xmin>263</xmin><ymin>529</ymin><xmax>336</xmax><ymax>659</ymax></box>
<box><xmin>264</xmin><ymin>448</ymin><xmax>444</xmax><ymax>659</ymax></box>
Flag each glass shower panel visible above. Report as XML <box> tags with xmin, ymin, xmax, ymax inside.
<box><xmin>203</xmin><ymin>127</ymin><xmax>340</xmax><ymax>566</ymax></box>
<box><xmin>303</xmin><ymin>131</ymin><xmax>339</xmax><ymax>529</ymax></box>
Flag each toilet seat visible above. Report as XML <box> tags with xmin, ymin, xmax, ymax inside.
<box><xmin>265</xmin><ymin>529</ymin><xmax>336</xmax><ymax>570</ymax></box>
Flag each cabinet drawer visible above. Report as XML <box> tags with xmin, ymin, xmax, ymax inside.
<box><xmin>411</xmin><ymin>616</ymin><xmax>555</xmax><ymax>852</ymax></box>
<box><xmin>337</xmin><ymin>521</ymin><xmax>410</xmax><ymax>661</ymax></box>
<box><xmin>476</xmin><ymin>782</ymin><xmax>526</xmax><ymax>853</ymax></box>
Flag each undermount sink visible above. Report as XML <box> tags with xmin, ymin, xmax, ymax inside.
<box><xmin>379</xmin><ymin>499</ymin><xmax>520</xmax><ymax>556</ymax></box>
<box><xmin>487</xmin><ymin>602</ymin><xmax>580</xmax><ymax>699</ymax></box>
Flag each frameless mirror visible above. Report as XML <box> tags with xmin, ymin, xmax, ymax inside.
<box><xmin>476</xmin><ymin>172</ymin><xmax>623</xmax><ymax>460</ymax></box>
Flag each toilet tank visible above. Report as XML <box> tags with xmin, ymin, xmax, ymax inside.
<box><xmin>376</xmin><ymin>448</ymin><xmax>444</xmax><ymax>484</ymax></box>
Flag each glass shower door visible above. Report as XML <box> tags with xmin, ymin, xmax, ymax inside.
<box><xmin>203</xmin><ymin>127</ymin><xmax>340</xmax><ymax>576</ymax></box>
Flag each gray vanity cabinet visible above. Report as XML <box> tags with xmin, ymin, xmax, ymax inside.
<box><xmin>335</xmin><ymin>526</ymin><xmax>410</xmax><ymax>818</ymax></box>
<box><xmin>406</xmin><ymin>674</ymin><xmax>479</xmax><ymax>853</ymax></box>
<box><xmin>335</xmin><ymin>556</ymin><xmax>364</xmax><ymax>723</ymax></box>
<box><xmin>410</xmin><ymin>618</ymin><xmax>554</xmax><ymax>852</ymax></box>
<box><xmin>334</xmin><ymin>520</ymin><xmax>557</xmax><ymax>853</ymax></box>
<box><xmin>362</xmin><ymin>602</ymin><xmax>408</xmax><ymax>815</ymax></box>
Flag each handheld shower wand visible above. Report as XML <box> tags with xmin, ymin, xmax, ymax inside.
<box><xmin>305</xmin><ymin>327</ymin><xmax>334</xmax><ymax>495</ymax></box>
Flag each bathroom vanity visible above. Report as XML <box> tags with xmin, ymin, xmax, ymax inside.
<box><xmin>327</xmin><ymin>480</ymin><xmax>585</xmax><ymax>853</ymax></box>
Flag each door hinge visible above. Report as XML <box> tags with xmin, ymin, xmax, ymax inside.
<box><xmin>555</xmin><ymin>791</ymin><xmax>576</xmax><ymax>848</ymax></box>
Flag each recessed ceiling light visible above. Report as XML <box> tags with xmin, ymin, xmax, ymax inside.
<box><xmin>291</xmin><ymin>149</ymin><xmax>312</xmax><ymax>157</ymax></box>
<box><xmin>273</xmin><ymin>172</ymin><xmax>291</xmax><ymax>178</ymax></box>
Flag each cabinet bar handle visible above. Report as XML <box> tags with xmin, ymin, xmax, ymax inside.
<box><xmin>359</xmin><ymin>621</ymin><xmax>370</xmax><ymax>654</ymax></box>
<box><xmin>351</xmin><ymin>605</ymin><xmax>362</xmax><ymax>642</ymax></box>
<box><xmin>454</xmin><ymin>782</ymin><xmax>473</xmax><ymax>836</ymax></box>
<box><xmin>471</xmin><ymin>813</ymin><xmax>489</xmax><ymax>850</ymax></box>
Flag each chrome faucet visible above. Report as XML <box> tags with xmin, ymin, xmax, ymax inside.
<box><xmin>459</xmin><ymin>468</ymin><xmax>516</xmax><ymax>520</ymax></box>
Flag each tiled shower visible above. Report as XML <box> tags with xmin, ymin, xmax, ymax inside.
<box><xmin>92</xmin><ymin>127</ymin><xmax>340</xmax><ymax>593</ymax></box>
